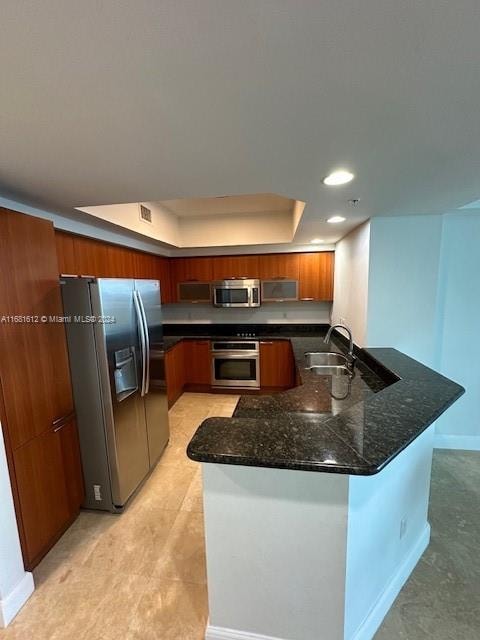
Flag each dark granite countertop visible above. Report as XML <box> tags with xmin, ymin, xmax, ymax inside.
<box><xmin>167</xmin><ymin>325</ymin><xmax>464</xmax><ymax>475</ymax></box>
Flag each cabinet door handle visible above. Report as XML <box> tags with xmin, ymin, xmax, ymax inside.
<box><xmin>52</xmin><ymin>411</ymin><xmax>75</xmax><ymax>432</ymax></box>
<box><xmin>260</xmin><ymin>341</ymin><xmax>274</xmax><ymax>345</ymax></box>
<box><xmin>300</xmin><ymin>297</ymin><xmax>314</xmax><ymax>301</ymax></box>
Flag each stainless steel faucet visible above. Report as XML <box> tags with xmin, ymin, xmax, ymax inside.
<box><xmin>324</xmin><ymin>324</ymin><xmax>355</xmax><ymax>362</ymax></box>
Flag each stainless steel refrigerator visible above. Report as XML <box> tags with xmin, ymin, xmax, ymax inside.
<box><xmin>61</xmin><ymin>277</ymin><xmax>170</xmax><ymax>512</ymax></box>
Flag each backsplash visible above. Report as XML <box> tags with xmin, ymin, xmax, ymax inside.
<box><xmin>162</xmin><ymin>301</ymin><xmax>332</xmax><ymax>324</ymax></box>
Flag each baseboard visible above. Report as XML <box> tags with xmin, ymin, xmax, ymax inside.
<box><xmin>350</xmin><ymin>524</ymin><xmax>430</xmax><ymax>640</ymax></box>
<box><xmin>434</xmin><ymin>434</ymin><xmax>480</xmax><ymax>451</ymax></box>
<box><xmin>0</xmin><ymin>572</ymin><xmax>34</xmax><ymax>628</ymax></box>
<box><xmin>205</xmin><ymin>625</ymin><xmax>289</xmax><ymax>640</ymax></box>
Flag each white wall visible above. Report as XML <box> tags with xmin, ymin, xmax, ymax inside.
<box><xmin>433</xmin><ymin>212</ymin><xmax>480</xmax><ymax>448</ymax></box>
<box><xmin>203</xmin><ymin>464</ymin><xmax>349</xmax><ymax>640</ymax></box>
<box><xmin>366</xmin><ymin>215</ymin><xmax>444</xmax><ymax>366</ymax></box>
<box><xmin>202</xmin><ymin>435</ymin><xmax>434</xmax><ymax>640</ymax></box>
<box><xmin>345</xmin><ymin>426</ymin><xmax>434</xmax><ymax>639</ymax></box>
<box><xmin>163</xmin><ymin>301</ymin><xmax>331</xmax><ymax>325</ymax></box>
<box><xmin>0</xmin><ymin>424</ymin><xmax>34</xmax><ymax>627</ymax></box>
<box><xmin>364</xmin><ymin>212</ymin><xmax>480</xmax><ymax>449</ymax></box>
<box><xmin>331</xmin><ymin>221</ymin><xmax>370</xmax><ymax>347</ymax></box>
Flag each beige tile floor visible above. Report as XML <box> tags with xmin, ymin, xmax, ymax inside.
<box><xmin>0</xmin><ymin>393</ymin><xmax>239</xmax><ymax>640</ymax></box>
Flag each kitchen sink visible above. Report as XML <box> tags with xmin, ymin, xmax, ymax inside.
<box><xmin>305</xmin><ymin>352</ymin><xmax>348</xmax><ymax>368</ymax></box>
<box><xmin>308</xmin><ymin>364</ymin><xmax>352</xmax><ymax>377</ymax></box>
<box><xmin>304</xmin><ymin>352</ymin><xmax>354</xmax><ymax>377</ymax></box>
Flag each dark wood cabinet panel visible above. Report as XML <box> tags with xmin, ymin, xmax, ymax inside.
<box><xmin>54</xmin><ymin>231</ymin><xmax>173</xmax><ymax>301</ymax></box>
<box><xmin>260</xmin><ymin>340</ymin><xmax>295</xmax><ymax>388</ymax></box>
<box><xmin>105</xmin><ymin>244</ymin><xmax>133</xmax><ymax>278</ymax></box>
<box><xmin>184</xmin><ymin>340</ymin><xmax>211</xmax><ymax>385</ymax></box>
<box><xmin>211</xmin><ymin>255</ymin><xmax>259</xmax><ymax>280</ymax></box>
<box><xmin>171</xmin><ymin>257</ymin><xmax>213</xmax><ymax>283</ymax></box>
<box><xmin>157</xmin><ymin>257</ymin><xmax>173</xmax><ymax>303</ymax></box>
<box><xmin>0</xmin><ymin>210</ymin><xmax>74</xmax><ymax>448</ymax></box>
<box><xmin>165</xmin><ymin>341</ymin><xmax>186</xmax><ymax>408</ymax></box>
<box><xmin>259</xmin><ymin>254</ymin><xmax>300</xmax><ymax>280</ymax></box>
<box><xmin>298</xmin><ymin>252</ymin><xmax>334</xmax><ymax>301</ymax></box>
<box><xmin>170</xmin><ymin>257</ymin><xmax>213</xmax><ymax>302</ymax></box>
<box><xmin>12</xmin><ymin>422</ymin><xmax>83</xmax><ymax>568</ymax></box>
<box><xmin>55</xmin><ymin>231</ymin><xmax>76</xmax><ymax>275</ymax></box>
<box><xmin>0</xmin><ymin>208</ymin><xmax>83</xmax><ymax>569</ymax></box>
<box><xmin>74</xmin><ymin>236</ymin><xmax>110</xmax><ymax>277</ymax></box>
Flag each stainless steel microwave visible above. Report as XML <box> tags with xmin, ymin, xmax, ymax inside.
<box><xmin>212</xmin><ymin>279</ymin><xmax>260</xmax><ymax>308</ymax></box>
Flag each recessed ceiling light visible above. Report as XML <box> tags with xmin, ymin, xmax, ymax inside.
<box><xmin>311</xmin><ymin>238</ymin><xmax>323</xmax><ymax>244</ymax></box>
<box><xmin>323</xmin><ymin>170</ymin><xmax>354</xmax><ymax>186</ymax></box>
<box><xmin>327</xmin><ymin>215</ymin><xmax>346</xmax><ymax>224</ymax></box>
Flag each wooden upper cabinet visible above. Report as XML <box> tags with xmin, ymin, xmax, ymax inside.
<box><xmin>73</xmin><ymin>236</ymin><xmax>110</xmax><ymax>277</ymax></box>
<box><xmin>157</xmin><ymin>257</ymin><xmax>173</xmax><ymax>303</ymax></box>
<box><xmin>106</xmin><ymin>244</ymin><xmax>135</xmax><ymax>278</ymax></box>
<box><xmin>259</xmin><ymin>254</ymin><xmax>300</xmax><ymax>280</ymax></box>
<box><xmin>298</xmin><ymin>252</ymin><xmax>334</xmax><ymax>301</ymax></box>
<box><xmin>133</xmin><ymin>251</ymin><xmax>153</xmax><ymax>279</ymax></box>
<box><xmin>55</xmin><ymin>232</ymin><xmax>76</xmax><ymax>275</ymax></box>
<box><xmin>170</xmin><ymin>257</ymin><xmax>213</xmax><ymax>302</ymax></box>
<box><xmin>0</xmin><ymin>210</ymin><xmax>74</xmax><ymax>448</ymax></box>
<box><xmin>211</xmin><ymin>255</ymin><xmax>259</xmax><ymax>280</ymax></box>
<box><xmin>171</xmin><ymin>257</ymin><xmax>213</xmax><ymax>282</ymax></box>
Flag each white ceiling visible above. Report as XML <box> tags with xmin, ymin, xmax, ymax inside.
<box><xmin>1</xmin><ymin>1</ymin><xmax>480</xmax><ymax>247</ymax></box>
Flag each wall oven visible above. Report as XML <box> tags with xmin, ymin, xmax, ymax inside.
<box><xmin>212</xmin><ymin>279</ymin><xmax>260</xmax><ymax>308</ymax></box>
<box><xmin>211</xmin><ymin>341</ymin><xmax>260</xmax><ymax>389</ymax></box>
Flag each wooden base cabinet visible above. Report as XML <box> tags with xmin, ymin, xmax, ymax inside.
<box><xmin>165</xmin><ymin>340</ymin><xmax>212</xmax><ymax>407</ymax></box>
<box><xmin>165</xmin><ymin>341</ymin><xmax>186</xmax><ymax>408</ymax></box>
<box><xmin>12</xmin><ymin>417</ymin><xmax>84</xmax><ymax>567</ymax></box>
<box><xmin>0</xmin><ymin>209</ymin><xmax>84</xmax><ymax>569</ymax></box>
<box><xmin>259</xmin><ymin>340</ymin><xmax>295</xmax><ymax>388</ymax></box>
<box><xmin>184</xmin><ymin>340</ymin><xmax>211</xmax><ymax>386</ymax></box>
<box><xmin>165</xmin><ymin>338</ymin><xmax>296</xmax><ymax>406</ymax></box>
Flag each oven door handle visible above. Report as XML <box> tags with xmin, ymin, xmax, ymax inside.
<box><xmin>211</xmin><ymin>351</ymin><xmax>259</xmax><ymax>357</ymax></box>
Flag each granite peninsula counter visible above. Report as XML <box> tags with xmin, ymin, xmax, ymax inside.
<box><xmin>187</xmin><ymin>336</ymin><xmax>464</xmax><ymax>475</ymax></box>
<box><xmin>174</xmin><ymin>327</ymin><xmax>463</xmax><ymax>640</ymax></box>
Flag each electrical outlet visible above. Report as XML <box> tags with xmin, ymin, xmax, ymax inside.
<box><xmin>400</xmin><ymin>517</ymin><xmax>408</xmax><ymax>539</ymax></box>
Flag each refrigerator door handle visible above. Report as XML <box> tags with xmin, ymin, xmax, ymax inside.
<box><xmin>136</xmin><ymin>290</ymin><xmax>150</xmax><ymax>395</ymax></box>
<box><xmin>133</xmin><ymin>290</ymin><xmax>147</xmax><ymax>396</ymax></box>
